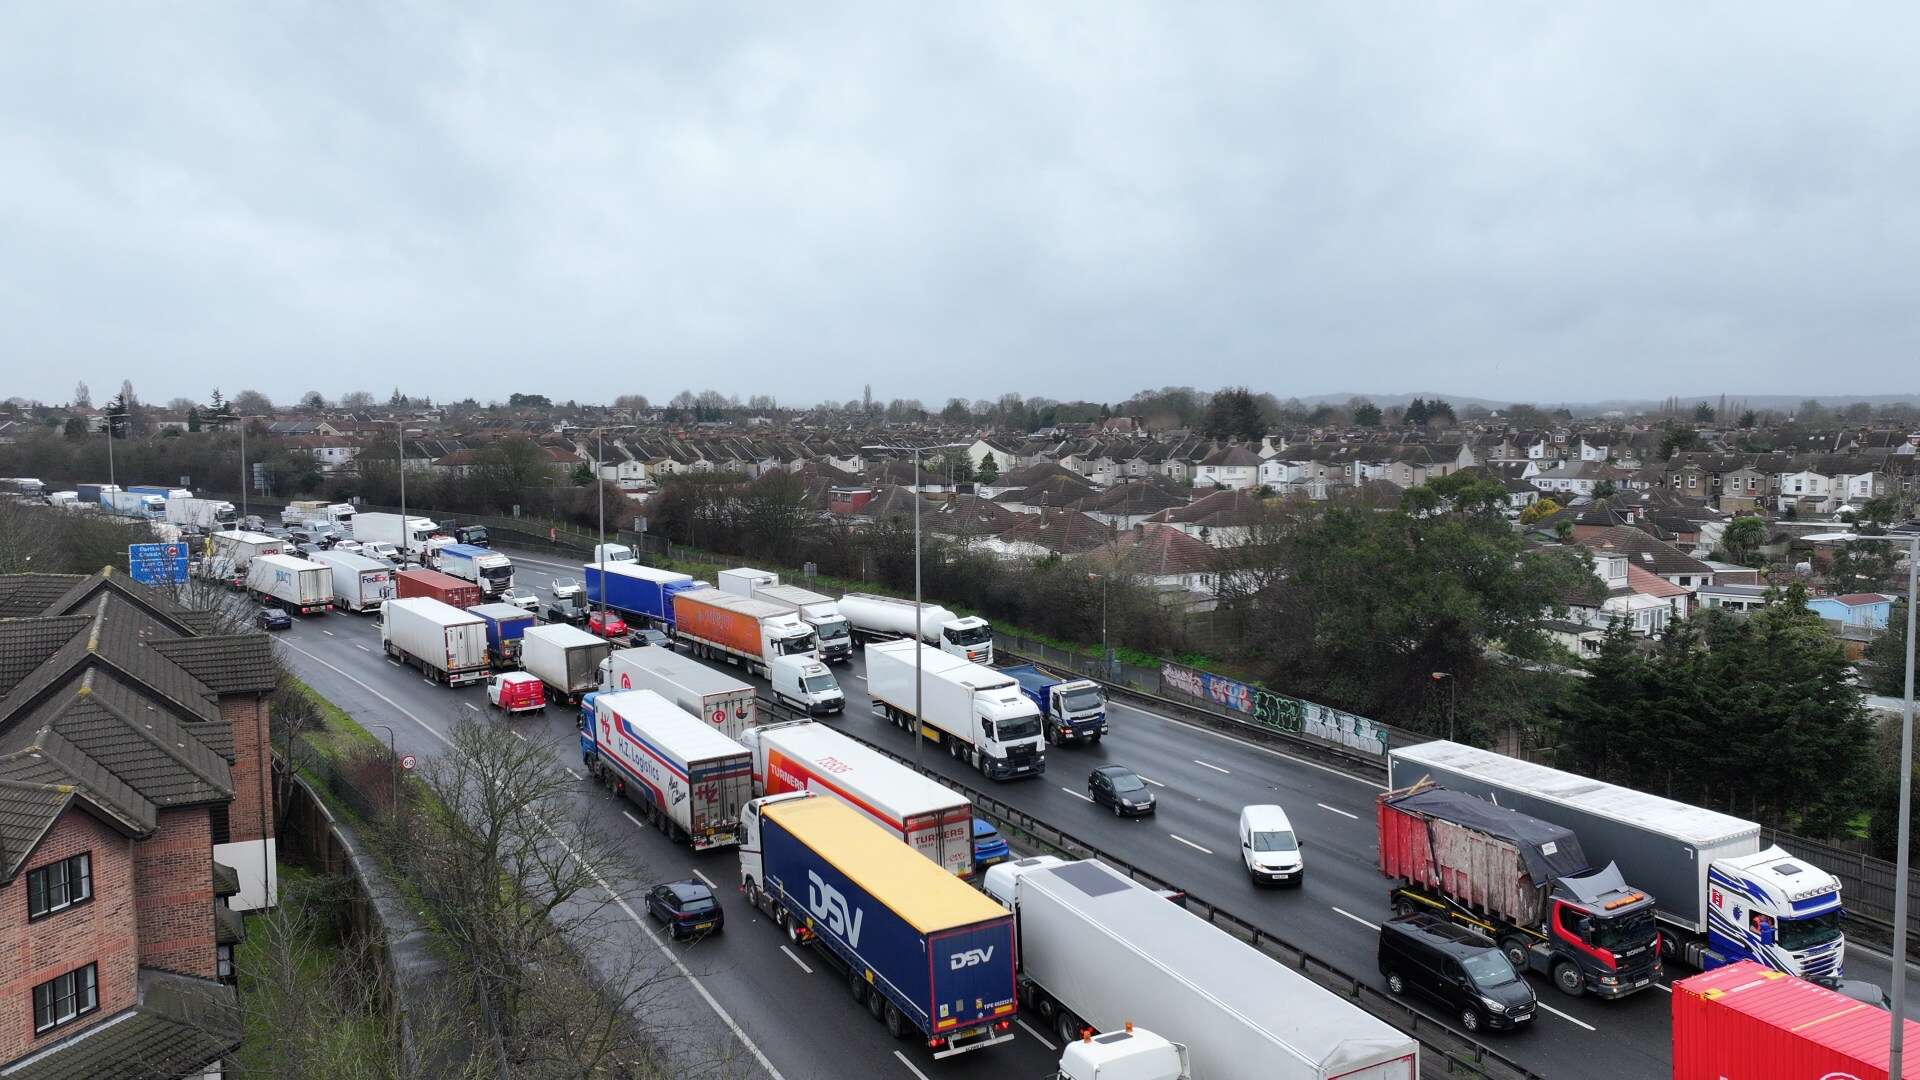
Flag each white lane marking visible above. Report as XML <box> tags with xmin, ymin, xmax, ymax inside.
<box><xmin>1193</xmin><ymin>759</ymin><xmax>1230</xmax><ymax>775</ymax></box>
<box><xmin>322</xmin><ymin>629</ymin><xmax>334</xmax><ymax>636</ymax></box>
<box><xmin>355</xmin><ymin>644</ymin><xmax>369</xmax><ymax>652</ymax></box>
<box><xmin>622</xmin><ymin>811</ymin><xmax>646</xmax><ymax>830</ymax></box>
<box><xmin>892</xmin><ymin>1050</ymin><xmax>932</xmax><ymax>1080</ymax></box>
<box><xmin>1537</xmin><ymin>1002</ymin><xmax>1596</xmax><ymax>1031</ymax></box>
<box><xmin>1316</xmin><ymin>802</ymin><xmax>1360</xmax><ymax>820</ymax></box>
<box><xmin>463</xmin><ymin>702</ymin><xmax>479</xmax><ymax>713</ymax></box>
<box><xmin>779</xmin><ymin>944</ymin><xmax>814</xmax><ymax>974</ymax></box>
<box><xmin>855</xmin><ymin>675</ymin><xmax>867</xmax><ymax>683</ymax></box>
<box><xmin>689</xmin><ymin>867</ymin><xmax>717</xmax><ymax>890</ymax></box>
<box><xmin>1653</xmin><ymin>983</ymin><xmax>1672</xmax><ymax>993</ymax></box>
<box><xmin>1062</xmin><ymin>787</ymin><xmax>1094</xmax><ymax>803</ymax></box>
<box><xmin>1111</xmin><ymin>701</ymin><xmax>1385</xmax><ymax>790</ymax></box>
<box><xmin>513</xmin><ymin>730</ymin><xmax>527</xmax><ymax>741</ymax></box>
<box><xmin>422</xmin><ymin>677</ymin><xmax>435</xmax><ymax>685</ymax></box>
<box><xmin>1137</xmin><ymin>774</ymin><xmax>1165</xmax><ymax>787</ymax></box>
<box><xmin>1331</xmin><ymin>906</ymin><xmax>1380</xmax><ymax>930</ymax></box>
<box><xmin>564</xmin><ymin>768</ymin><xmax>581</xmax><ymax>781</ymax></box>
<box><xmin>1016</xmin><ymin>1016</ymin><xmax>1056</xmax><ymax>1051</ymax></box>
<box><xmin>1169</xmin><ymin>834</ymin><xmax>1213</xmax><ymax>856</ymax></box>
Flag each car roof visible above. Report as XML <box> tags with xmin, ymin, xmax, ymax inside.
<box><xmin>1385</xmin><ymin>914</ymin><xmax>1497</xmax><ymax>955</ymax></box>
<box><xmin>1241</xmin><ymin>804</ymin><xmax>1294</xmax><ymax>830</ymax></box>
<box><xmin>663</xmin><ymin>879</ymin><xmax>712</xmax><ymax>900</ymax></box>
<box><xmin>1092</xmin><ymin>764</ymin><xmax>1136</xmax><ymax>777</ymax></box>
<box><xmin>971</xmin><ymin>818</ymin><xmax>1000</xmax><ymax>835</ymax></box>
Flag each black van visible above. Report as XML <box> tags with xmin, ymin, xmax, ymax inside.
<box><xmin>1379</xmin><ymin>914</ymin><xmax>1536</xmax><ymax>1033</ymax></box>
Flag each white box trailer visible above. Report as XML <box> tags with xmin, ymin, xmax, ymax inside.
<box><xmin>522</xmin><ymin>624</ymin><xmax>613</xmax><ymax>702</ymax></box>
<box><xmin>205</xmin><ymin>530</ymin><xmax>286</xmax><ymax>580</ymax></box>
<box><xmin>311</xmin><ymin>549</ymin><xmax>395</xmax><ymax>613</ymax></box>
<box><xmin>164</xmin><ymin>497</ymin><xmax>237</xmax><ymax>530</ymax></box>
<box><xmin>749</xmin><ymin>583</ymin><xmax>854</xmax><ymax>664</ymax></box>
<box><xmin>580</xmin><ymin>689</ymin><xmax>752</xmax><ymax>850</ymax></box>
<box><xmin>353</xmin><ymin>511</ymin><xmax>441</xmax><ymax>561</ymax></box>
<box><xmin>381</xmin><ymin>597</ymin><xmax>489</xmax><ymax>686</ymax></box>
<box><xmin>716</xmin><ymin>566</ymin><xmax>780</xmax><ymax>596</ymax></box>
<box><xmin>739</xmin><ymin>721</ymin><xmax>974</xmax><ymax>876</ymax></box>
<box><xmin>865</xmin><ymin>640</ymin><xmax>1045</xmax><ymax>781</ymax></box>
<box><xmin>602</xmin><ymin>647</ymin><xmax>758</xmax><ymax>739</ymax></box>
<box><xmin>1016</xmin><ymin>860</ymin><xmax>1418</xmax><ymax>1080</ymax></box>
<box><xmin>246</xmin><ymin>554</ymin><xmax>333</xmax><ymax>615</ymax></box>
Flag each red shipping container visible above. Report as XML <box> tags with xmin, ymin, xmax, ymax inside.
<box><xmin>1377</xmin><ymin>791</ymin><xmax>1554</xmax><ymax>927</ymax></box>
<box><xmin>395</xmin><ymin>568</ymin><xmax>482</xmax><ymax>610</ymax></box>
<box><xmin>1672</xmin><ymin>961</ymin><xmax>1920</xmax><ymax>1079</ymax></box>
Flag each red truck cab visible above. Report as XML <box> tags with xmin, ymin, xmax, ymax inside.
<box><xmin>487</xmin><ymin>671</ymin><xmax>546</xmax><ymax>714</ymax></box>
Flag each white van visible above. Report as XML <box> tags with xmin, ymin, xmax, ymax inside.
<box><xmin>591</xmin><ymin>543</ymin><xmax>636</xmax><ymax>565</ymax></box>
<box><xmin>770</xmin><ymin>657</ymin><xmax>844</xmax><ymax>716</ymax></box>
<box><xmin>1238</xmin><ymin>804</ymin><xmax>1304</xmax><ymax>886</ymax></box>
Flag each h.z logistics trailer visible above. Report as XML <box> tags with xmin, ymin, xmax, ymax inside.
<box><xmin>739</xmin><ymin>793</ymin><xmax>1017</xmax><ymax>1058</ymax></box>
<box><xmin>578</xmin><ymin>689</ymin><xmax>751</xmax><ymax>849</ymax></box>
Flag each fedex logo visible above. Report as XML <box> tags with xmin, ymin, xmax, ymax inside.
<box><xmin>949</xmin><ymin>947</ymin><xmax>995</xmax><ymax>970</ymax></box>
<box><xmin>807</xmin><ymin>870</ymin><xmax>864</xmax><ymax>948</ymax></box>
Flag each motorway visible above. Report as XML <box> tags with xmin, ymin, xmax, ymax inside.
<box><xmin>281</xmin><ymin>549</ymin><xmax>1920</xmax><ymax>1080</ymax></box>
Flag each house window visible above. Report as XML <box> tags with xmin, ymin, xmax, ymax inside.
<box><xmin>32</xmin><ymin>963</ymin><xmax>97</xmax><ymax>1035</ymax></box>
<box><xmin>27</xmin><ymin>852</ymin><xmax>92</xmax><ymax>921</ymax></box>
<box><xmin>217</xmin><ymin>945</ymin><xmax>235</xmax><ymax>983</ymax></box>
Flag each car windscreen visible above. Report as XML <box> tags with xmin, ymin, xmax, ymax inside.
<box><xmin>1462</xmin><ymin>950</ymin><xmax>1520</xmax><ymax>989</ymax></box>
<box><xmin>1251</xmin><ymin>829</ymin><xmax>1297</xmax><ymax>853</ymax></box>
<box><xmin>1109</xmin><ymin>774</ymin><xmax>1146</xmax><ymax>793</ymax></box>
<box><xmin>678</xmin><ymin>895</ymin><xmax>716</xmax><ymax>913</ymax></box>
<box><xmin>802</xmin><ymin>673</ymin><xmax>837</xmax><ymax>692</ymax></box>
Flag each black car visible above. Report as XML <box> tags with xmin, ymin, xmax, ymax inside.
<box><xmin>256</xmin><ymin>606</ymin><xmax>293</xmax><ymax>631</ymax></box>
<box><xmin>633</xmin><ymin>627</ymin><xmax>673</xmax><ymax>649</ymax></box>
<box><xmin>646</xmin><ymin>880</ymin><xmax>723</xmax><ymax>940</ymax></box>
<box><xmin>546</xmin><ymin>599</ymin><xmax>588</xmax><ymax>625</ymax></box>
<box><xmin>1087</xmin><ymin>765</ymin><xmax>1156</xmax><ymax>816</ymax></box>
<box><xmin>1379</xmin><ymin>914</ymin><xmax>1536</xmax><ymax>1034</ymax></box>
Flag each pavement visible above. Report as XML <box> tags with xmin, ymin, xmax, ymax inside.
<box><xmin>277</xmin><ymin>548</ymin><xmax>1920</xmax><ymax>1080</ymax></box>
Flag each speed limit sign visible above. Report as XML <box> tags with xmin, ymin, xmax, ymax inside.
<box><xmin>400</xmin><ymin>754</ymin><xmax>417</xmax><ymax>771</ymax></box>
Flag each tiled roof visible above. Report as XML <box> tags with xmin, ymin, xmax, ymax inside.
<box><xmin>1148</xmin><ymin>488</ymin><xmax>1266</xmax><ymax>528</ymax></box>
<box><xmin>0</xmin><ymin>778</ymin><xmax>68</xmax><ymax>885</ymax></box>
<box><xmin>1197</xmin><ymin>446</ymin><xmax>1261</xmax><ymax>468</ymax></box>
<box><xmin>211</xmin><ymin>860</ymin><xmax>240</xmax><ymax>897</ymax></box>
<box><xmin>0</xmin><ymin>615</ymin><xmax>90</xmax><ymax>698</ymax></box>
<box><xmin>2</xmin><ymin>968</ymin><xmax>241</xmax><ymax>1080</ymax></box>
<box><xmin>151</xmin><ymin>636</ymin><xmax>277</xmax><ymax>695</ymax></box>
<box><xmin>1577</xmin><ymin>526</ymin><xmax>1714</xmax><ymax>577</ymax></box>
<box><xmin>214</xmin><ymin>902</ymin><xmax>245</xmax><ymax>946</ymax></box>
<box><xmin>1830</xmin><ymin>593</ymin><xmax>1895</xmax><ymax>607</ymax></box>
<box><xmin>0</xmin><ymin>574</ymin><xmax>85</xmax><ymax>617</ymax></box>
<box><xmin>30</xmin><ymin>669</ymin><xmax>232</xmax><ymax>808</ymax></box>
<box><xmin>995</xmin><ymin>511</ymin><xmax>1115</xmax><ymax>555</ymax></box>
<box><xmin>0</xmin><ymin>726</ymin><xmax>156</xmax><ymax>882</ymax></box>
<box><xmin>1088</xmin><ymin>523</ymin><xmax>1217</xmax><ymax>577</ymax></box>
<box><xmin>39</xmin><ymin>568</ymin><xmax>204</xmax><ymax>636</ymax></box>
<box><xmin>1626</xmin><ymin>564</ymin><xmax>1690</xmax><ymax>599</ymax></box>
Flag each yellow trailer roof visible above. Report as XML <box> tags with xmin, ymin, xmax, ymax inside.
<box><xmin>765</xmin><ymin>795</ymin><xmax>1006</xmax><ymax>934</ymax></box>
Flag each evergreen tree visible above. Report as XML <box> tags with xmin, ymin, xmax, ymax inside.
<box><xmin>976</xmin><ymin>454</ymin><xmax>1000</xmax><ymax>484</ymax></box>
<box><xmin>1201</xmin><ymin>388</ymin><xmax>1265</xmax><ymax>442</ymax></box>
<box><xmin>1404</xmin><ymin>398</ymin><xmax>1431</xmax><ymax>425</ymax></box>
<box><xmin>1352</xmin><ymin>401</ymin><xmax>1382</xmax><ymax>427</ymax></box>
<box><xmin>1863</xmin><ymin>600</ymin><xmax>1910</xmax><ymax>698</ymax></box>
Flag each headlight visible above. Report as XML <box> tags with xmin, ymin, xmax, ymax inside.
<box><xmin>1600</xmin><ymin>975</ymin><xmax>1618</xmax><ymax>986</ymax></box>
<box><xmin>1482</xmin><ymin>997</ymin><xmax>1507</xmax><ymax>1014</ymax></box>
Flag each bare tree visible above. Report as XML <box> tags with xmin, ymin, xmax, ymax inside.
<box><xmin>340</xmin><ymin>390</ymin><xmax>375</xmax><ymax>410</ymax></box>
<box><xmin>234</xmin><ymin>389</ymin><xmax>275</xmax><ymax>416</ymax></box>
<box><xmin>0</xmin><ymin>500</ymin><xmax>60</xmax><ymax>573</ymax></box>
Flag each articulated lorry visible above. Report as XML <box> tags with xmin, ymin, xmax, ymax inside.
<box><xmin>841</xmin><ymin>592</ymin><xmax>994</xmax><ymax>663</ymax></box>
<box><xmin>164</xmin><ymin>496</ymin><xmax>237</xmax><ymax>530</ymax></box>
<box><xmin>584</xmin><ymin>562</ymin><xmax>698</xmax><ymax>628</ymax></box>
<box><xmin>437</xmin><ymin>543</ymin><xmax>513</xmax><ymax>596</ymax></box>
<box><xmin>1390</xmin><ymin>741</ymin><xmax>1847</xmax><ymax>978</ymax></box>
<box><xmin>865</xmin><ymin>640</ymin><xmax>1045</xmax><ymax>781</ymax></box>
<box><xmin>127</xmin><ymin>485</ymin><xmax>191</xmax><ymax>501</ymax></box>
<box><xmin>1002</xmin><ymin>664</ymin><xmax>1108</xmax><ymax>745</ymax></box>
<box><xmin>579</xmin><ymin>689</ymin><xmax>751</xmax><ymax>849</ymax></box>
<box><xmin>106</xmin><ymin>490</ymin><xmax>166</xmax><ymax>518</ymax></box>
<box><xmin>1007</xmin><ymin>858</ymin><xmax>1419</xmax><ymax>1080</ymax></box>
<box><xmin>1671</xmin><ymin>961</ymin><xmax>1920</xmax><ymax>1080</ymax></box>
<box><xmin>310</xmin><ymin>549</ymin><xmax>395</xmax><ymax>613</ymax></box>
<box><xmin>671</xmin><ymin>587</ymin><xmax>831</xmax><ymax>683</ymax></box>
<box><xmin>601</xmin><ymin>647</ymin><xmax>757</xmax><ymax>738</ymax></box>
<box><xmin>394</xmin><ymin>568</ymin><xmax>482</xmax><ymax>610</ymax></box>
<box><xmin>203</xmin><ymin>530</ymin><xmax>287</xmax><ymax>583</ymax></box>
<box><xmin>521</xmin><ymin>625</ymin><xmax>612</xmax><ymax>703</ymax></box>
<box><xmin>381</xmin><ymin>597</ymin><xmax>489</xmax><ymax>687</ymax></box>
<box><xmin>740</xmin><ymin>721</ymin><xmax>973</xmax><ymax>876</ymax></box>
<box><xmin>352</xmin><ymin>512</ymin><xmax>441</xmax><ymax>562</ymax></box>
<box><xmin>470</xmin><ymin>602</ymin><xmax>537</xmax><ymax>668</ymax></box>
<box><xmin>739</xmin><ymin>793</ymin><xmax>1017</xmax><ymax>1057</ymax></box>
<box><xmin>717</xmin><ymin>569</ymin><xmax>854</xmax><ymax>663</ymax></box>
<box><xmin>1377</xmin><ymin>783</ymin><xmax>1662</xmax><ymax>999</ymax></box>
<box><xmin>246</xmin><ymin>554</ymin><xmax>333</xmax><ymax>615</ymax></box>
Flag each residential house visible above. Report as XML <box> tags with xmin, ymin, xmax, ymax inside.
<box><xmin>1626</xmin><ymin>563</ymin><xmax>1692</xmax><ymax>621</ymax></box>
<box><xmin>1577</xmin><ymin>526</ymin><xmax>1717</xmax><ymax>590</ymax></box>
<box><xmin>1192</xmin><ymin>446</ymin><xmax>1260</xmax><ymax>491</ymax></box>
<box><xmin>1528</xmin><ymin>460</ymin><xmax>1610</xmax><ymax>498</ymax></box>
<box><xmin>1719</xmin><ymin>466</ymin><xmax>1769</xmax><ymax>512</ymax></box>
<box><xmin>966</xmin><ymin>439</ymin><xmax>1018</xmax><ymax>479</ymax></box>
<box><xmin>1075</xmin><ymin>478</ymin><xmax>1191</xmax><ymax>530</ymax></box>
<box><xmin>1083</xmin><ymin>523</ymin><xmax>1220</xmax><ymax>609</ymax></box>
<box><xmin>1695</xmin><ymin>582</ymin><xmax>1773</xmax><ymax>613</ymax></box>
<box><xmin>1563</xmin><ymin>549</ymin><xmax>1672</xmax><ymax>637</ymax></box>
<box><xmin>980</xmin><ymin>511</ymin><xmax>1113</xmax><ymax>560</ymax></box>
<box><xmin>1805</xmin><ymin>593</ymin><xmax>1895</xmax><ymax>630</ymax></box>
<box><xmin>1775</xmin><ymin>469</ymin><xmax>1833</xmax><ymax>514</ymax></box>
<box><xmin>1144</xmin><ymin>489</ymin><xmax>1266</xmax><ymax>547</ymax></box>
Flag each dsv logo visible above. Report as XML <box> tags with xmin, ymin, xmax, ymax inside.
<box><xmin>807</xmin><ymin>871</ymin><xmax>864</xmax><ymax>948</ymax></box>
<box><xmin>949</xmin><ymin>947</ymin><xmax>995</xmax><ymax>970</ymax></box>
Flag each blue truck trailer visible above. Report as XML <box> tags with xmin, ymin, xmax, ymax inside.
<box><xmin>584</xmin><ymin>562</ymin><xmax>699</xmax><ymax>628</ymax></box>
<box><xmin>1001</xmin><ymin>664</ymin><xmax>1108</xmax><ymax>745</ymax></box>
<box><xmin>740</xmin><ymin>793</ymin><xmax>1017</xmax><ymax>1058</ymax></box>
<box><xmin>469</xmin><ymin>602</ymin><xmax>537</xmax><ymax>668</ymax></box>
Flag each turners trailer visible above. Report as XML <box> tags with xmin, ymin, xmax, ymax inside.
<box><xmin>840</xmin><ymin>592</ymin><xmax>994</xmax><ymax>663</ymax></box>
<box><xmin>245</xmin><ymin>554</ymin><xmax>333</xmax><ymax>615</ymax></box>
<box><xmin>1389</xmin><ymin>741</ymin><xmax>1846</xmax><ymax>978</ymax></box>
<box><xmin>1376</xmin><ymin>783</ymin><xmax>1662</xmax><ymax>999</ymax></box>
<box><xmin>520</xmin><ymin>624</ymin><xmax>613</xmax><ymax>703</ymax></box>
<box><xmin>601</xmin><ymin>647</ymin><xmax>758</xmax><ymax>739</ymax></box>
<box><xmin>739</xmin><ymin>793</ymin><xmax>1017</xmax><ymax>1058</ymax></box>
<box><xmin>579</xmin><ymin>689</ymin><xmax>751</xmax><ymax>850</ymax></box>
<box><xmin>864</xmin><ymin>640</ymin><xmax>1045</xmax><ymax>781</ymax></box>
<box><xmin>381</xmin><ymin>597</ymin><xmax>489</xmax><ymax>687</ymax></box>
<box><xmin>1012</xmin><ymin>859</ymin><xmax>1419</xmax><ymax>1080</ymax></box>
<box><xmin>739</xmin><ymin>720</ymin><xmax>974</xmax><ymax>876</ymax></box>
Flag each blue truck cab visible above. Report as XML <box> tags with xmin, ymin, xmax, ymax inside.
<box><xmin>1001</xmin><ymin>664</ymin><xmax>1108</xmax><ymax>745</ymax></box>
<box><xmin>469</xmin><ymin>602</ymin><xmax>536</xmax><ymax>669</ymax></box>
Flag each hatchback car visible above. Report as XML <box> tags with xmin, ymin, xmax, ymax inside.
<box><xmin>1810</xmin><ymin>974</ymin><xmax>1891</xmax><ymax>1009</ymax></box>
<box><xmin>972</xmin><ymin>818</ymin><xmax>1012</xmax><ymax>869</ymax></box>
<box><xmin>550</xmin><ymin>576</ymin><xmax>583</xmax><ymax>601</ymax></box>
<box><xmin>647</xmin><ymin>880</ymin><xmax>723</xmax><ymax>940</ymax></box>
<box><xmin>633</xmin><ymin>627</ymin><xmax>673</xmax><ymax>649</ymax></box>
<box><xmin>256</xmin><ymin>606</ymin><xmax>292</xmax><ymax>631</ymax></box>
<box><xmin>1087</xmin><ymin>765</ymin><xmax>1156</xmax><ymax>816</ymax></box>
<box><xmin>1380</xmin><ymin>914</ymin><xmax>1536</xmax><ymax>1034</ymax></box>
<box><xmin>333</xmin><ymin>539</ymin><xmax>364</xmax><ymax>555</ymax></box>
<box><xmin>500</xmin><ymin>586</ymin><xmax>540</xmax><ymax>612</ymax></box>
<box><xmin>1239</xmin><ymin>804</ymin><xmax>1305</xmax><ymax>886</ymax></box>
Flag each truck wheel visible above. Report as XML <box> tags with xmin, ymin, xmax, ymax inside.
<box><xmin>884</xmin><ymin>1002</ymin><xmax>908</xmax><ymax>1040</ymax></box>
<box><xmin>847</xmin><ymin>969</ymin><xmax>867</xmax><ymax>1006</ymax></box>
<box><xmin>1553</xmin><ymin>961</ymin><xmax>1585</xmax><ymax>997</ymax></box>
<box><xmin>866</xmin><ymin>988</ymin><xmax>886</xmax><ymax>1022</ymax></box>
<box><xmin>1500</xmin><ymin>937</ymin><xmax>1529</xmax><ymax>970</ymax></box>
<box><xmin>1056</xmin><ymin>1009</ymin><xmax>1082</xmax><ymax>1045</ymax></box>
<box><xmin>785</xmin><ymin>914</ymin><xmax>803</xmax><ymax>946</ymax></box>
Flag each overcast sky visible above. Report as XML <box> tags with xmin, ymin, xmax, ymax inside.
<box><xmin>5</xmin><ymin>4</ymin><xmax>1918</xmax><ymax>410</ymax></box>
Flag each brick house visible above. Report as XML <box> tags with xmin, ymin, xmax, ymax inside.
<box><xmin>0</xmin><ymin>568</ymin><xmax>276</xmax><ymax>1077</ymax></box>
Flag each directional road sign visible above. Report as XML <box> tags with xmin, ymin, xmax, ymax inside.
<box><xmin>128</xmin><ymin>542</ymin><xmax>189</xmax><ymax>586</ymax></box>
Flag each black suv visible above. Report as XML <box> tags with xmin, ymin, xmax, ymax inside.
<box><xmin>1379</xmin><ymin>914</ymin><xmax>1536</xmax><ymax>1034</ymax></box>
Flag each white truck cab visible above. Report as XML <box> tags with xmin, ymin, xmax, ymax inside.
<box><xmin>982</xmin><ymin>855</ymin><xmax>1067</xmax><ymax>910</ymax></box>
<box><xmin>592</xmin><ymin>543</ymin><xmax>636</xmax><ymax>564</ymax></box>
<box><xmin>770</xmin><ymin>657</ymin><xmax>844</xmax><ymax>716</ymax></box>
<box><xmin>1056</xmin><ymin>1024</ymin><xmax>1190</xmax><ymax>1080</ymax></box>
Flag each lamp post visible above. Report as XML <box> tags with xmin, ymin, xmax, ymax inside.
<box><xmin>596</xmin><ymin>428</ymin><xmax>606</xmax><ymax>626</ymax></box>
<box><xmin>104</xmin><ymin>412</ymin><xmax>116</xmax><ymax>491</ymax></box>
<box><xmin>1807</xmin><ymin>531</ymin><xmax>1918</xmax><ymax>1061</ymax></box>
<box><xmin>1431</xmin><ymin>671</ymin><xmax>1457</xmax><ymax>742</ymax></box>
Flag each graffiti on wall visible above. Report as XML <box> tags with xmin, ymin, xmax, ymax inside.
<box><xmin>1159</xmin><ymin>662</ymin><xmax>1388</xmax><ymax>757</ymax></box>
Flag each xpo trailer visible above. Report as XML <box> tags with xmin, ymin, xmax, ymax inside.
<box><xmin>579</xmin><ymin>689</ymin><xmax>751</xmax><ymax>849</ymax></box>
<box><xmin>1002</xmin><ymin>664</ymin><xmax>1108</xmax><ymax>745</ymax></box>
<box><xmin>438</xmin><ymin>543</ymin><xmax>513</xmax><ymax>596</ymax></box>
<box><xmin>204</xmin><ymin>531</ymin><xmax>286</xmax><ymax>583</ymax></box>
<box><xmin>1670</xmin><ymin>961</ymin><xmax>1920</xmax><ymax>1080</ymax></box>
<box><xmin>740</xmin><ymin>721</ymin><xmax>974</xmax><ymax>876</ymax></box>
<box><xmin>246</xmin><ymin>554</ymin><xmax>333</xmax><ymax>615</ymax></box>
<box><xmin>1389</xmin><ymin>741</ymin><xmax>1846</xmax><ymax>978</ymax></box>
<box><xmin>381</xmin><ymin>597</ymin><xmax>489</xmax><ymax>687</ymax></box>
<box><xmin>739</xmin><ymin>793</ymin><xmax>1017</xmax><ymax>1058</ymax></box>
<box><xmin>310</xmin><ymin>549</ymin><xmax>395</xmax><ymax>613</ymax></box>
<box><xmin>601</xmin><ymin>647</ymin><xmax>757</xmax><ymax>739</ymax></box>
<box><xmin>841</xmin><ymin>592</ymin><xmax>994</xmax><ymax>663</ymax></box>
<box><xmin>1012</xmin><ymin>859</ymin><xmax>1418</xmax><ymax>1080</ymax></box>
<box><xmin>583</xmin><ymin>562</ymin><xmax>698</xmax><ymax>629</ymax></box>
<box><xmin>865</xmin><ymin>640</ymin><xmax>1045</xmax><ymax>781</ymax></box>
<box><xmin>521</xmin><ymin>625</ymin><xmax>612</xmax><ymax>703</ymax></box>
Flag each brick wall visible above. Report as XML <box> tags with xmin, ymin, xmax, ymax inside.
<box><xmin>133</xmin><ymin>809</ymin><xmax>215</xmax><ymax>979</ymax></box>
<box><xmin>0</xmin><ymin>812</ymin><xmax>138</xmax><ymax>1067</ymax></box>
<box><xmin>222</xmin><ymin>693</ymin><xmax>273</xmax><ymax>847</ymax></box>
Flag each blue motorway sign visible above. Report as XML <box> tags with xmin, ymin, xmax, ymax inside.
<box><xmin>129</xmin><ymin>542</ymin><xmax>190</xmax><ymax>586</ymax></box>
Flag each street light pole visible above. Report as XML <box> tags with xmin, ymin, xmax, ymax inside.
<box><xmin>1432</xmin><ymin>671</ymin><xmax>1456</xmax><ymax>742</ymax></box>
<box><xmin>913</xmin><ymin>444</ymin><xmax>923</xmax><ymax>767</ymax></box>
<box><xmin>105</xmin><ymin>414</ymin><xmax>116</xmax><ymax>491</ymax></box>
<box><xmin>597</xmin><ymin>428</ymin><xmax>606</xmax><ymax>625</ymax></box>
<box><xmin>237</xmin><ymin>419</ymin><xmax>245</xmax><ymax>522</ymax></box>
<box><xmin>396</xmin><ymin>422</ymin><xmax>408</xmax><ymax>564</ymax></box>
